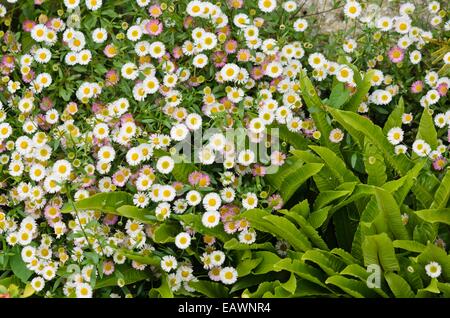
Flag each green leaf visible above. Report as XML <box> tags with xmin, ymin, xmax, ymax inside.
<box><xmin>252</xmin><ymin>251</ymin><xmax>283</xmax><ymax>275</ymax></box>
<box><xmin>9</xmin><ymin>249</ymin><xmax>33</xmax><ymax>284</ymax></box>
<box><xmin>299</xmin><ymin>70</ymin><xmax>341</xmax><ymax>155</ymax></box>
<box><xmin>153</xmin><ymin>223</ymin><xmax>179</xmax><ymax>243</ymax></box>
<box><xmin>385</xmin><ymin>272</ymin><xmax>415</xmax><ymax>298</ymax></box>
<box><xmin>189</xmin><ymin>280</ymin><xmax>229</xmax><ymax>298</ymax></box>
<box><xmin>302</xmin><ymin>249</ymin><xmax>346</xmax><ymax>276</ymax></box>
<box><xmin>345</xmin><ymin>69</ymin><xmax>375</xmax><ymax>112</ymax></box>
<box><xmin>327</xmin><ymin>82</ymin><xmax>350</xmax><ymax>109</ymax></box>
<box><xmin>237</xmin><ymin>258</ymin><xmax>262</xmax><ymax>277</ymax></box>
<box><xmin>280</xmin><ymin>210</ymin><xmax>329</xmax><ymax>250</ymax></box>
<box><xmin>115</xmin><ymin>205</ymin><xmax>156</xmax><ymax>224</ymax></box>
<box><xmin>242</xmin><ymin>281</ymin><xmax>281</xmax><ymax>298</ymax></box>
<box><xmin>263</xmin><ymin>214</ymin><xmax>313</xmax><ymax>252</ymax></box>
<box><xmin>372</xmin><ymin>187</ymin><xmax>409</xmax><ymax>240</ymax></box>
<box><xmin>417</xmin><ymin>243</ymin><xmax>450</xmax><ymax>281</ymax></box>
<box><xmin>223</xmin><ymin>238</ymin><xmax>275</xmax><ymax>252</ymax></box>
<box><xmin>149</xmin><ymin>274</ymin><xmax>173</xmax><ymax>298</ymax></box>
<box><xmin>417</xmin><ymin>107</ymin><xmax>438</xmax><ymax>150</ymax></box>
<box><xmin>95</xmin><ymin>265</ymin><xmax>152</xmax><ymax>289</ymax></box>
<box><xmin>278</xmin><ymin>163</ymin><xmax>324</xmax><ymax>202</ymax></box>
<box><xmin>331</xmin><ymin>248</ymin><xmax>358</xmax><ymax>266</ymax></box>
<box><xmin>265</xmin><ymin>156</ymin><xmax>304</xmax><ymax>190</ymax></box>
<box><xmin>339</xmin><ymin>263</ymin><xmax>390</xmax><ymax>298</ymax></box>
<box><xmin>313</xmin><ymin>190</ymin><xmax>351</xmax><ymax>210</ymax></box>
<box><xmin>273</xmin><ymin>258</ymin><xmax>330</xmax><ymax>290</ymax></box>
<box><xmin>326</xmin><ymin>107</ymin><xmax>413</xmax><ymax>176</ymax></box>
<box><xmin>281</xmin><ymin>273</ymin><xmax>297</xmax><ymax>294</ymax></box>
<box><xmin>309</xmin><ymin>145</ymin><xmax>359</xmax><ymax>183</ymax></box>
<box><xmin>362</xmin><ymin>233</ymin><xmax>399</xmax><ymax>271</ymax></box>
<box><xmin>61</xmin><ymin>192</ymin><xmax>133</xmax><ymax>214</ymax></box>
<box><xmin>174</xmin><ymin>214</ymin><xmax>231</xmax><ymax>242</ymax></box>
<box><xmin>290</xmin><ymin>199</ymin><xmax>310</xmax><ymax>218</ymax></box>
<box><xmin>272</xmin><ymin>124</ymin><xmax>309</xmax><ymax>150</ymax></box>
<box><xmin>430</xmin><ymin>168</ymin><xmax>450</xmax><ymax>209</ymax></box>
<box><xmin>119</xmin><ymin>250</ymin><xmax>161</xmax><ymax>266</ymax></box>
<box><xmin>363</xmin><ymin>138</ymin><xmax>387</xmax><ymax>186</ymax></box>
<box><xmin>308</xmin><ymin>206</ymin><xmax>331</xmax><ymax>229</ymax></box>
<box><xmin>393</xmin><ymin>240</ymin><xmax>426</xmax><ymax>253</ymax></box>
<box><xmin>383</xmin><ymin>97</ymin><xmax>404</xmax><ymax>134</ymax></box>
<box><xmin>241</xmin><ymin>209</ymin><xmax>313</xmax><ymax>252</ymax></box>
<box><xmin>291</xmin><ymin>150</ymin><xmax>341</xmax><ymax>191</ymax></box>
<box><xmin>84</xmin><ymin>15</ymin><xmax>98</xmax><ymax>30</ymax></box>
<box><xmin>340</xmin><ymin>264</ymin><xmax>370</xmax><ymax>281</ymax></box>
<box><xmin>325</xmin><ymin>275</ymin><xmax>380</xmax><ymax>298</ymax></box>
<box><xmin>171</xmin><ymin>162</ymin><xmax>196</xmax><ymax>183</ymax></box>
<box><xmin>21</xmin><ymin>283</ymin><xmax>35</xmax><ymax>298</ymax></box>
<box><xmin>415</xmin><ymin>208</ymin><xmax>450</xmax><ymax>225</ymax></box>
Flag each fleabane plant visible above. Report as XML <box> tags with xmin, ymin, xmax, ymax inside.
<box><xmin>0</xmin><ymin>0</ymin><xmax>449</xmax><ymax>299</ymax></box>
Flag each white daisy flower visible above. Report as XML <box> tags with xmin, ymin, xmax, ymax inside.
<box><xmin>175</xmin><ymin>232</ymin><xmax>191</xmax><ymax>250</ymax></box>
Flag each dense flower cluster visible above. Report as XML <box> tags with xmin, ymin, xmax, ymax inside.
<box><xmin>0</xmin><ymin>0</ymin><xmax>448</xmax><ymax>298</ymax></box>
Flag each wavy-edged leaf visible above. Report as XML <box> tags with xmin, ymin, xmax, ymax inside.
<box><xmin>393</xmin><ymin>240</ymin><xmax>426</xmax><ymax>253</ymax></box>
<box><xmin>437</xmin><ymin>282</ymin><xmax>450</xmax><ymax>297</ymax></box>
<box><xmin>302</xmin><ymin>249</ymin><xmax>346</xmax><ymax>276</ymax></box>
<box><xmin>326</xmin><ymin>107</ymin><xmax>414</xmax><ymax>176</ymax></box>
<box><xmin>115</xmin><ymin>205</ymin><xmax>156</xmax><ymax>224</ymax></box>
<box><xmin>243</xmin><ymin>281</ymin><xmax>281</xmax><ymax>298</ymax></box>
<box><xmin>345</xmin><ymin>69</ymin><xmax>375</xmax><ymax>112</ymax></box>
<box><xmin>363</xmin><ymin>138</ymin><xmax>387</xmax><ymax>186</ymax></box>
<box><xmin>314</xmin><ymin>190</ymin><xmax>352</xmax><ymax>210</ymax></box>
<box><xmin>291</xmin><ymin>149</ymin><xmax>340</xmax><ymax>191</ymax></box>
<box><xmin>265</xmin><ymin>156</ymin><xmax>304</xmax><ymax>190</ymax></box>
<box><xmin>119</xmin><ymin>249</ymin><xmax>160</xmax><ymax>266</ymax></box>
<box><xmin>280</xmin><ymin>210</ymin><xmax>329</xmax><ymax>250</ymax></box>
<box><xmin>372</xmin><ymin>187</ymin><xmax>409</xmax><ymax>240</ymax></box>
<box><xmin>273</xmin><ymin>258</ymin><xmax>329</xmax><ymax>290</ymax></box>
<box><xmin>237</xmin><ymin>258</ymin><xmax>262</xmax><ymax>277</ymax></box>
<box><xmin>362</xmin><ymin>233</ymin><xmax>399</xmax><ymax>271</ymax></box>
<box><xmin>95</xmin><ymin>265</ymin><xmax>153</xmax><ymax>289</ymax></box>
<box><xmin>325</xmin><ymin>275</ymin><xmax>380</xmax><ymax>298</ymax></box>
<box><xmin>9</xmin><ymin>248</ymin><xmax>33</xmax><ymax>284</ymax></box>
<box><xmin>417</xmin><ymin>107</ymin><xmax>438</xmax><ymax>149</ymax></box>
<box><xmin>331</xmin><ymin>248</ymin><xmax>358</xmax><ymax>265</ymax></box>
<box><xmin>262</xmin><ymin>214</ymin><xmax>312</xmax><ymax>251</ymax></box>
<box><xmin>415</xmin><ymin>208</ymin><xmax>450</xmax><ymax>225</ymax></box>
<box><xmin>279</xmin><ymin>163</ymin><xmax>324</xmax><ymax>202</ymax></box>
<box><xmin>149</xmin><ymin>273</ymin><xmax>173</xmax><ymax>298</ymax></box>
<box><xmin>327</xmin><ymin>82</ymin><xmax>350</xmax><ymax>109</ymax></box>
<box><xmin>308</xmin><ymin>206</ymin><xmax>331</xmax><ymax>229</ymax></box>
<box><xmin>430</xmin><ymin>168</ymin><xmax>450</xmax><ymax>209</ymax></box>
<box><xmin>383</xmin><ymin>97</ymin><xmax>405</xmax><ymax>134</ymax></box>
<box><xmin>252</xmin><ymin>251</ymin><xmax>283</xmax><ymax>275</ymax></box>
<box><xmin>272</xmin><ymin>124</ymin><xmax>310</xmax><ymax>150</ymax></box>
<box><xmin>61</xmin><ymin>191</ymin><xmax>133</xmax><ymax>214</ymax></box>
<box><xmin>339</xmin><ymin>263</ymin><xmax>389</xmax><ymax>297</ymax></box>
<box><xmin>385</xmin><ymin>272</ymin><xmax>415</xmax><ymax>298</ymax></box>
<box><xmin>299</xmin><ymin>70</ymin><xmax>341</xmax><ymax>155</ymax></box>
<box><xmin>290</xmin><ymin>199</ymin><xmax>310</xmax><ymax>218</ymax></box>
<box><xmin>309</xmin><ymin>145</ymin><xmax>359</xmax><ymax>183</ymax></box>
<box><xmin>223</xmin><ymin>238</ymin><xmax>275</xmax><ymax>251</ymax></box>
<box><xmin>417</xmin><ymin>243</ymin><xmax>450</xmax><ymax>281</ymax></box>
<box><xmin>153</xmin><ymin>223</ymin><xmax>179</xmax><ymax>243</ymax></box>
<box><xmin>392</xmin><ymin>160</ymin><xmax>426</xmax><ymax>205</ymax></box>
<box><xmin>189</xmin><ymin>280</ymin><xmax>229</xmax><ymax>298</ymax></box>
